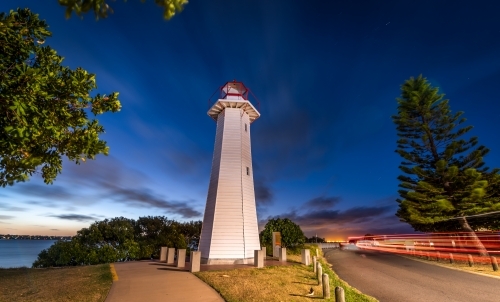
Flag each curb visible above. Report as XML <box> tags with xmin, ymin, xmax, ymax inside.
<box><xmin>400</xmin><ymin>255</ymin><xmax>500</xmax><ymax>280</ymax></box>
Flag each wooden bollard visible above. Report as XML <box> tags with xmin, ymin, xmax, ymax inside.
<box><xmin>335</xmin><ymin>286</ymin><xmax>345</xmax><ymax>302</ymax></box>
<box><xmin>167</xmin><ymin>248</ymin><xmax>175</xmax><ymax>264</ymax></box>
<box><xmin>279</xmin><ymin>247</ymin><xmax>287</xmax><ymax>262</ymax></box>
<box><xmin>449</xmin><ymin>253</ymin><xmax>454</xmax><ymax>264</ymax></box>
<box><xmin>426</xmin><ymin>252</ymin><xmax>431</xmax><ymax>260</ymax></box>
<box><xmin>190</xmin><ymin>251</ymin><xmax>201</xmax><ymax>273</ymax></box>
<box><xmin>176</xmin><ymin>249</ymin><xmax>186</xmax><ymax>268</ymax></box>
<box><xmin>313</xmin><ymin>256</ymin><xmax>317</xmax><ymax>273</ymax></box>
<box><xmin>322</xmin><ymin>273</ymin><xmax>330</xmax><ymax>299</ymax></box>
<box><xmin>491</xmin><ymin>256</ymin><xmax>498</xmax><ymax>271</ymax></box>
<box><xmin>254</xmin><ymin>250</ymin><xmax>263</xmax><ymax>268</ymax></box>
<box><xmin>301</xmin><ymin>249</ymin><xmax>310</xmax><ymax>265</ymax></box>
<box><xmin>467</xmin><ymin>254</ymin><xmax>474</xmax><ymax>267</ymax></box>
<box><xmin>436</xmin><ymin>251</ymin><xmax>440</xmax><ymax>262</ymax></box>
<box><xmin>160</xmin><ymin>247</ymin><xmax>167</xmax><ymax>262</ymax></box>
<box><xmin>317</xmin><ymin>262</ymin><xmax>323</xmax><ymax>286</ymax></box>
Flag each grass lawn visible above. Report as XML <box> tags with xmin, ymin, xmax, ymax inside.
<box><xmin>0</xmin><ymin>264</ymin><xmax>112</xmax><ymax>302</ymax></box>
<box><xmin>195</xmin><ymin>250</ymin><xmax>377</xmax><ymax>302</ymax></box>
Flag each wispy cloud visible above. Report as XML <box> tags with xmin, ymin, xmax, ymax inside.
<box><xmin>48</xmin><ymin>214</ymin><xmax>99</xmax><ymax>222</ymax></box>
<box><xmin>304</xmin><ymin>196</ymin><xmax>341</xmax><ymax>210</ymax></box>
<box><xmin>254</xmin><ymin>178</ymin><xmax>273</xmax><ymax>208</ymax></box>
<box><xmin>0</xmin><ymin>215</ymin><xmax>14</xmax><ymax>220</ymax></box>
<box><xmin>10</xmin><ymin>156</ymin><xmax>202</xmax><ymax>219</ymax></box>
<box><xmin>0</xmin><ymin>203</ymin><xmax>26</xmax><ymax>212</ymax></box>
<box><xmin>101</xmin><ymin>184</ymin><xmax>201</xmax><ymax>218</ymax></box>
<box><xmin>260</xmin><ymin>194</ymin><xmax>413</xmax><ymax>238</ymax></box>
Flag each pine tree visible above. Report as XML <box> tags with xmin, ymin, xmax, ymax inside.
<box><xmin>392</xmin><ymin>75</ymin><xmax>500</xmax><ymax>256</ymax></box>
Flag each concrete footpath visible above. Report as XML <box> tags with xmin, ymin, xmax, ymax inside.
<box><xmin>105</xmin><ymin>260</ymin><xmax>224</xmax><ymax>302</ymax></box>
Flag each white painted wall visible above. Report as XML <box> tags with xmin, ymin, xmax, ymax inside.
<box><xmin>199</xmin><ymin>104</ymin><xmax>260</xmax><ymax>263</ymax></box>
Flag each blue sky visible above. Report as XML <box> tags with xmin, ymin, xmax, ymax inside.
<box><xmin>1</xmin><ymin>0</ymin><xmax>500</xmax><ymax>240</ymax></box>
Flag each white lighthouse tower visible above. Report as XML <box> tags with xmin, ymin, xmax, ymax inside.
<box><xmin>199</xmin><ymin>80</ymin><xmax>261</xmax><ymax>264</ymax></box>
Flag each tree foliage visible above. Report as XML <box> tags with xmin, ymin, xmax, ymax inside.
<box><xmin>305</xmin><ymin>236</ymin><xmax>326</xmax><ymax>243</ymax></box>
<box><xmin>0</xmin><ymin>8</ymin><xmax>121</xmax><ymax>186</ymax></box>
<box><xmin>58</xmin><ymin>0</ymin><xmax>188</xmax><ymax>20</ymax></box>
<box><xmin>260</xmin><ymin>218</ymin><xmax>305</xmax><ymax>248</ymax></box>
<box><xmin>392</xmin><ymin>75</ymin><xmax>500</xmax><ymax>254</ymax></box>
<box><xmin>33</xmin><ymin>216</ymin><xmax>201</xmax><ymax>268</ymax></box>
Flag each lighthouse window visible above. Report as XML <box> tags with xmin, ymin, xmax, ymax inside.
<box><xmin>245</xmin><ymin>123</ymin><xmax>247</xmax><ymax>132</ymax></box>
<box><xmin>246</xmin><ymin>167</ymin><xmax>250</xmax><ymax>175</ymax></box>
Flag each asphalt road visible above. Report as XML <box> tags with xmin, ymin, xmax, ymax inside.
<box><xmin>324</xmin><ymin>248</ymin><xmax>499</xmax><ymax>302</ymax></box>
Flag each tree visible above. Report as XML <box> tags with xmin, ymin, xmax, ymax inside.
<box><xmin>305</xmin><ymin>236</ymin><xmax>326</xmax><ymax>243</ymax></box>
<box><xmin>392</xmin><ymin>75</ymin><xmax>500</xmax><ymax>256</ymax></box>
<box><xmin>260</xmin><ymin>218</ymin><xmax>305</xmax><ymax>248</ymax></box>
<box><xmin>134</xmin><ymin>216</ymin><xmax>187</xmax><ymax>259</ymax></box>
<box><xmin>0</xmin><ymin>9</ymin><xmax>121</xmax><ymax>187</ymax></box>
<box><xmin>58</xmin><ymin>0</ymin><xmax>188</xmax><ymax>20</ymax></box>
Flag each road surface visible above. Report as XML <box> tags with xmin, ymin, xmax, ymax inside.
<box><xmin>324</xmin><ymin>248</ymin><xmax>499</xmax><ymax>302</ymax></box>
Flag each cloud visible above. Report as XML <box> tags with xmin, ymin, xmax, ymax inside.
<box><xmin>0</xmin><ymin>215</ymin><xmax>14</xmax><ymax>220</ymax></box>
<box><xmin>269</xmin><ymin>205</ymin><xmax>393</xmax><ymax>229</ymax></box>
<box><xmin>0</xmin><ymin>203</ymin><xmax>26</xmax><ymax>212</ymax></box>
<box><xmin>260</xmin><ymin>194</ymin><xmax>412</xmax><ymax>238</ymax></box>
<box><xmin>48</xmin><ymin>214</ymin><xmax>99</xmax><ymax>222</ymax></box>
<box><xmin>304</xmin><ymin>196</ymin><xmax>341</xmax><ymax>210</ymax></box>
<box><xmin>254</xmin><ymin>178</ymin><xmax>273</xmax><ymax>207</ymax></box>
<box><xmin>50</xmin><ymin>229</ymin><xmax>59</xmax><ymax>231</ymax></box>
<box><xmin>14</xmin><ymin>184</ymin><xmax>75</xmax><ymax>200</ymax></box>
<box><xmin>69</xmin><ymin>157</ymin><xmax>202</xmax><ymax>218</ymax></box>
<box><xmin>12</xmin><ymin>156</ymin><xmax>202</xmax><ymax>219</ymax></box>
<box><xmin>102</xmin><ymin>184</ymin><xmax>201</xmax><ymax>219</ymax></box>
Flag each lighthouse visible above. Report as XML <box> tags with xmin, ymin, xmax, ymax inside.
<box><xmin>199</xmin><ymin>80</ymin><xmax>261</xmax><ymax>264</ymax></box>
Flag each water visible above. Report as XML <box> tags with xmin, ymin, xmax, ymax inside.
<box><xmin>0</xmin><ymin>240</ymin><xmax>56</xmax><ymax>268</ymax></box>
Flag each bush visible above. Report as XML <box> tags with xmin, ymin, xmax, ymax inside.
<box><xmin>260</xmin><ymin>218</ymin><xmax>305</xmax><ymax>250</ymax></box>
<box><xmin>33</xmin><ymin>216</ymin><xmax>201</xmax><ymax>267</ymax></box>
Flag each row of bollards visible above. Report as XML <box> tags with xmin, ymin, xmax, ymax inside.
<box><xmin>313</xmin><ymin>253</ymin><xmax>345</xmax><ymax>301</ymax></box>
<box><xmin>418</xmin><ymin>251</ymin><xmax>498</xmax><ymax>272</ymax></box>
<box><xmin>160</xmin><ymin>247</ymin><xmax>201</xmax><ymax>272</ymax></box>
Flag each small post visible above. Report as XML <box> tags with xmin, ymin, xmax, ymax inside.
<box><xmin>313</xmin><ymin>256</ymin><xmax>317</xmax><ymax>273</ymax></box>
<box><xmin>317</xmin><ymin>262</ymin><xmax>323</xmax><ymax>286</ymax></box>
<box><xmin>254</xmin><ymin>250</ymin><xmax>264</xmax><ymax>268</ymax></box>
<box><xmin>160</xmin><ymin>247</ymin><xmax>167</xmax><ymax>262</ymax></box>
<box><xmin>272</xmin><ymin>232</ymin><xmax>281</xmax><ymax>258</ymax></box>
<box><xmin>322</xmin><ymin>273</ymin><xmax>330</xmax><ymax>299</ymax></box>
<box><xmin>467</xmin><ymin>254</ymin><xmax>474</xmax><ymax>267</ymax></box>
<box><xmin>449</xmin><ymin>253</ymin><xmax>454</xmax><ymax>264</ymax></box>
<box><xmin>436</xmin><ymin>251</ymin><xmax>440</xmax><ymax>262</ymax></box>
<box><xmin>301</xmin><ymin>249</ymin><xmax>311</xmax><ymax>265</ymax></box>
<box><xmin>335</xmin><ymin>286</ymin><xmax>345</xmax><ymax>302</ymax></box>
<box><xmin>316</xmin><ymin>248</ymin><xmax>319</xmax><ymax>257</ymax></box>
<box><xmin>426</xmin><ymin>252</ymin><xmax>431</xmax><ymax>260</ymax></box>
<box><xmin>176</xmin><ymin>249</ymin><xmax>186</xmax><ymax>268</ymax></box>
<box><xmin>491</xmin><ymin>256</ymin><xmax>498</xmax><ymax>271</ymax></box>
<box><xmin>279</xmin><ymin>247</ymin><xmax>287</xmax><ymax>262</ymax></box>
<box><xmin>261</xmin><ymin>246</ymin><xmax>267</xmax><ymax>260</ymax></box>
<box><xmin>190</xmin><ymin>251</ymin><xmax>201</xmax><ymax>272</ymax></box>
<box><xmin>167</xmin><ymin>248</ymin><xmax>175</xmax><ymax>264</ymax></box>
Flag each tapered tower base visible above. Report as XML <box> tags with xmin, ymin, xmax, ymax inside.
<box><xmin>201</xmin><ymin>257</ymin><xmax>254</xmax><ymax>265</ymax></box>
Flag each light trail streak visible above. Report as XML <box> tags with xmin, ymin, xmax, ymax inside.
<box><xmin>345</xmin><ymin>231</ymin><xmax>500</xmax><ymax>264</ymax></box>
